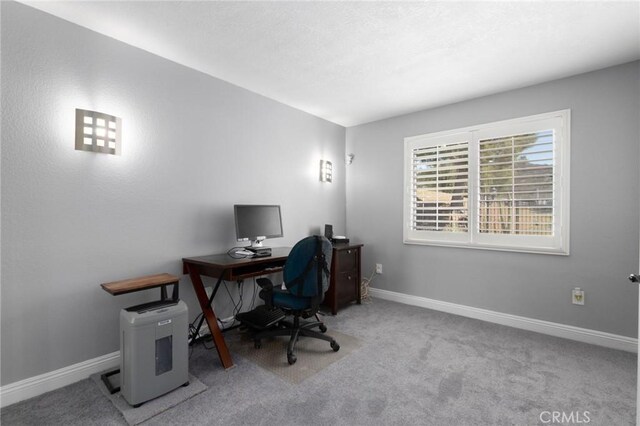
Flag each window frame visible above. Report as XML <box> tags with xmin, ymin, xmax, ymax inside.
<box><xmin>403</xmin><ymin>110</ymin><xmax>570</xmax><ymax>255</ymax></box>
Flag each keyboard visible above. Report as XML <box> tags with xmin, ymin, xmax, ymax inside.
<box><xmin>235</xmin><ymin>305</ymin><xmax>286</xmax><ymax>330</ymax></box>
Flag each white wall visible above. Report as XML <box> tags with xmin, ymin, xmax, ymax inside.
<box><xmin>1</xmin><ymin>2</ymin><xmax>346</xmax><ymax>385</ymax></box>
<box><xmin>346</xmin><ymin>61</ymin><xmax>640</xmax><ymax>338</ymax></box>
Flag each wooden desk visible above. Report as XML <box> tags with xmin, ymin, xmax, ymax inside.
<box><xmin>182</xmin><ymin>247</ymin><xmax>291</xmax><ymax>369</ymax></box>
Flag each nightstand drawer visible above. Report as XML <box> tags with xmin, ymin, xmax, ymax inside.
<box><xmin>336</xmin><ymin>271</ymin><xmax>358</xmax><ymax>300</ymax></box>
<box><xmin>335</xmin><ymin>248</ymin><xmax>357</xmax><ymax>271</ymax></box>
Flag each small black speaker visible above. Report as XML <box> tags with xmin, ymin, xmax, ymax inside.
<box><xmin>324</xmin><ymin>224</ymin><xmax>333</xmax><ymax>239</ymax></box>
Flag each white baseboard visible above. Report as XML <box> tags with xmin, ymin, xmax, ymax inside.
<box><xmin>369</xmin><ymin>287</ymin><xmax>638</xmax><ymax>353</ymax></box>
<box><xmin>0</xmin><ymin>312</ymin><xmax>241</xmax><ymax>408</ymax></box>
<box><xmin>3</xmin><ymin>296</ymin><xmax>634</xmax><ymax>408</ymax></box>
<box><xmin>0</xmin><ymin>351</ymin><xmax>120</xmax><ymax>408</ymax></box>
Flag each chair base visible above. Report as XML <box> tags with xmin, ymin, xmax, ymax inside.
<box><xmin>253</xmin><ymin>316</ymin><xmax>339</xmax><ymax>365</ymax></box>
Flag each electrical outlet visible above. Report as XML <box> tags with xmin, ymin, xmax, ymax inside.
<box><xmin>376</xmin><ymin>263</ymin><xmax>383</xmax><ymax>274</ymax></box>
<box><xmin>572</xmin><ymin>287</ymin><xmax>585</xmax><ymax>305</ymax></box>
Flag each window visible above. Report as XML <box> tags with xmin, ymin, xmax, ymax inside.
<box><xmin>404</xmin><ymin>110</ymin><xmax>570</xmax><ymax>254</ymax></box>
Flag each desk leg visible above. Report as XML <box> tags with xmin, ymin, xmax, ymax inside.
<box><xmin>191</xmin><ymin>276</ymin><xmax>224</xmax><ymax>342</ymax></box>
<box><xmin>186</xmin><ymin>265</ymin><xmax>234</xmax><ymax>369</ymax></box>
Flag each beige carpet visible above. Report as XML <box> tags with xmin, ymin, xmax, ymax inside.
<box><xmin>228</xmin><ymin>329</ymin><xmax>362</xmax><ymax>384</ymax></box>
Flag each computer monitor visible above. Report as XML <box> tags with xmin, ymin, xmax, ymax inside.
<box><xmin>234</xmin><ymin>204</ymin><xmax>283</xmax><ymax>248</ymax></box>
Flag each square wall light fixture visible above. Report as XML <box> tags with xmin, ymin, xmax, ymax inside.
<box><xmin>75</xmin><ymin>109</ymin><xmax>122</xmax><ymax>155</ymax></box>
<box><xmin>320</xmin><ymin>159</ymin><xmax>332</xmax><ymax>183</ymax></box>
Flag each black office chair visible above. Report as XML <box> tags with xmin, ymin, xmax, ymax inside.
<box><xmin>254</xmin><ymin>235</ymin><xmax>339</xmax><ymax>365</ymax></box>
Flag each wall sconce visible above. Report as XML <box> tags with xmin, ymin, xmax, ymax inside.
<box><xmin>346</xmin><ymin>153</ymin><xmax>354</xmax><ymax>165</ymax></box>
<box><xmin>75</xmin><ymin>108</ymin><xmax>122</xmax><ymax>155</ymax></box>
<box><xmin>320</xmin><ymin>159</ymin><xmax>332</xmax><ymax>183</ymax></box>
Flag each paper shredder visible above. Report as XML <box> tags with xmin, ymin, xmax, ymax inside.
<box><xmin>120</xmin><ymin>299</ymin><xmax>189</xmax><ymax>406</ymax></box>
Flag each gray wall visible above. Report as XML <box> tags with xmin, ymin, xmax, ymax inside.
<box><xmin>346</xmin><ymin>61</ymin><xmax>640</xmax><ymax>338</ymax></box>
<box><xmin>1</xmin><ymin>2</ymin><xmax>346</xmax><ymax>385</ymax></box>
<box><xmin>2</xmin><ymin>1</ymin><xmax>638</xmax><ymax>388</ymax></box>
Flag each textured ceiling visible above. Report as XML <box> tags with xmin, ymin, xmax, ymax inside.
<box><xmin>22</xmin><ymin>1</ymin><xmax>640</xmax><ymax>127</ymax></box>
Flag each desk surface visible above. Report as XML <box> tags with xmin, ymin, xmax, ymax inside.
<box><xmin>182</xmin><ymin>247</ymin><xmax>291</xmax><ymax>281</ymax></box>
<box><xmin>183</xmin><ymin>247</ymin><xmax>291</xmax><ymax>267</ymax></box>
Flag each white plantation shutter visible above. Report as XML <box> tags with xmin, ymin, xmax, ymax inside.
<box><xmin>405</xmin><ymin>132</ymin><xmax>471</xmax><ymax>245</ymax></box>
<box><xmin>404</xmin><ymin>110</ymin><xmax>569</xmax><ymax>254</ymax></box>
<box><xmin>478</xmin><ymin>130</ymin><xmax>554</xmax><ymax>236</ymax></box>
<box><xmin>410</xmin><ymin>142</ymin><xmax>468</xmax><ymax>233</ymax></box>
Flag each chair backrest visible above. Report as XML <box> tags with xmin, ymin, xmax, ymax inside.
<box><xmin>283</xmin><ymin>236</ymin><xmax>332</xmax><ymax>299</ymax></box>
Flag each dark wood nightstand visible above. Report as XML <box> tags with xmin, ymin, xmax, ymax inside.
<box><xmin>324</xmin><ymin>243</ymin><xmax>363</xmax><ymax>315</ymax></box>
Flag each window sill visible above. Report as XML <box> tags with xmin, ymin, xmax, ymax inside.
<box><xmin>403</xmin><ymin>238</ymin><xmax>569</xmax><ymax>256</ymax></box>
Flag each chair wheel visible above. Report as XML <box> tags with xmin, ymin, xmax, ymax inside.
<box><xmin>287</xmin><ymin>353</ymin><xmax>297</xmax><ymax>365</ymax></box>
<box><xmin>330</xmin><ymin>340</ymin><xmax>340</xmax><ymax>352</ymax></box>
<box><xmin>254</xmin><ymin>340</ymin><xmax>262</xmax><ymax>349</ymax></box>
<box><xmin>319</xmin><ymin>324</ymin><xmax>327</xmax><ymax>333</ymax></box>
